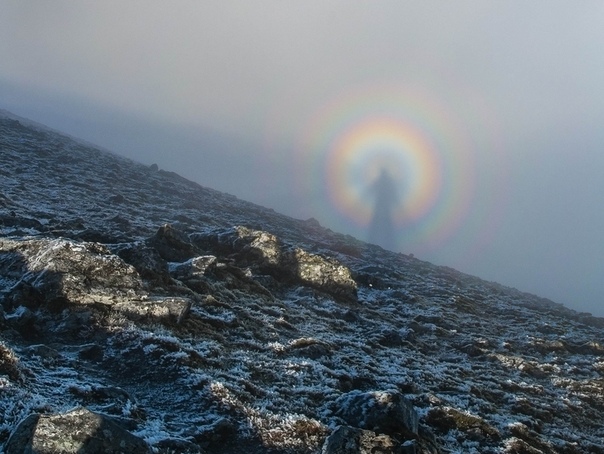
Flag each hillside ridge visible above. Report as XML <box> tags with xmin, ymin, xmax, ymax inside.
<box><xmin>1</xmin><ymin>112</ymin><xmax>603</xmax><ymax>453</ymax></box>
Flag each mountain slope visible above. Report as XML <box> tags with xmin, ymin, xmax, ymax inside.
<box><xmin>1</xmin><ymin>112</ymin><xmax>603</xmax><ymax>453</ymax></box>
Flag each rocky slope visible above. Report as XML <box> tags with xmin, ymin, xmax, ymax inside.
<box><xmin>1</xmin><ymin>111</ymin><xmax>603</xmax><ymax>453</ymax></box>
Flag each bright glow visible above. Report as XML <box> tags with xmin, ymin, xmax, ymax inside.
<box><xmin>294</xmin><ymin>83</ymin><xmax>478</xmax><ymax>253</ymax></box>
<box><xmin>324</xmin><ymin>117</ymin><xmax>443</xmax><ymax>226</ymax></box>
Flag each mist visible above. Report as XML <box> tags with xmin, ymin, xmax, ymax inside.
<box><xmin>2</xmin><ymin>1</ymin><xmax>604</xmax><ymax>316</ymax></box>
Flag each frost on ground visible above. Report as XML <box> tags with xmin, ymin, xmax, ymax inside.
<box><xmin>1</xmin><ymin>113</ymin><xmax>604</xmax><ymax>453</ymax></box>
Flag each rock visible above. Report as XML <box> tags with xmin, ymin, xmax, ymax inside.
<box><xmin>338</xmin><ymin>309</ymin><xmax>361</xmax><ymax>323</ymax></box>
<box><xmin>115</xmin><ymin>243</ymin><xmax>172</xmax><ymax>286</ymax></box>
<box><xmin>169</xmin><ymin>255</ymin><xmax>217</xmax><ymax>280</ymax></box>
<box><xmin>193</xmin><ymin>417</ymin><xmax>238</xmax><ymax>445</ymax></box>
<box><xmin>75</xmin><ymin>229</ymin><xmax>130</xmax><ymax>244</ymax></box>
<box><xmin>197</xmin><ymin>226</ymin><xmax>358</xmax><ymax>302</ymax></box>
<box><xmin>24</xmin><ymin>344</ymin><xmax>63</xmax><ymax>361</ymax></box>
<box><xmin>78</xmin><ymin>344</ymin><xmax>104</xmax><ymax>362</ymax></box>
<box><xmin>0</xmin><ymin>342</ymin><xmax>22</xmax><ymax>382</ymax></box>
<box><xmin>0</xmin><ymin>246</ymin><xmax>29</xmax><ymax>289</ymax></box>
<box><xmin>108</xmin><ymin>215</ymin><xmax>131</xmax><ymax>229</ymax></box>
<box><xmin>114</xmin><ymin>297</ymin><xmax>192</xmax><ymax>325</ymax></box>
<box><xmin>334</xmin><ymin>390</ymin><xmax>419</xmax><ymax>436</ymax></box>
<box><xmin>48</xmin><ymin>217</ymin><xmax>86</xmax><ymax>232</ymax></box>
<box><xmin>287</xmin><ymin>337</ymin><xmax>333</xmax><ymax>359</ymax></box>
<box><xmin>425</xmin><ymin>407</ymin><xmax>500</xmax><ymax>441</ymax></box>
<box><xmin>51</xmin><ymin>308</ymin><xmax>94</xmax><ymax>338</ymax></box>
<box><xmin>304</xmin><ymin>217</ymin><xmax>322</xmax><ymax>229</ymax></box>
<box><xmin>5</xmin><ymin>407</ymin><xmax>150</xmax><ymax>454</ymax></box>
<box><xmin>5</xmin><ymin>281</ymin><xmax>44</xmax><ymax>310</ymax></box>
<box><xmin>289</xmin><ymin>247</ymin><xmax>358</xmax><ymax>303</ymax></box>
<box><xmin>337</xmin><ymin>374</ymin><xmax>378</xmax><ymax>393</ymax></box>
<box><xmin>0</xmin><ymin>214</ymin><xmax>46</xmax><ymax>232</ymax></box>
<box><xmin>322</xmin><ymin>425</ymin><xmax>401</xmax><ymax>454</ymax></box>
<box><xmin>154</xmin><ymin>437</ymin><xmax>203</xmax><ymax>453</ymax></box>
<box><xmin>1</xmin><ymin>238</ymin><xmax>144</xmax><ymax>307</ymax></box>
<box><xmin>237</xmin><ymin>227</ymin><xmax>283</xmax><ymax>267</ymax></box>
<box><xmin>375</xmin><ymin>329</ymin><xmax>405</xmax><ymax>347</ymax></box>
<box><xmin>109</xmin><ymin>194</ymin><xmax>126</xmax><ymax>204</ymax></box>
<box><xmin>147</xmin><ymin>224</ymin><xmax>198</xmax><ymax>262</ymax></box>
<box><xmin>4</xmin><ymin>305</ymin><xmax>38</xmax><ymax>338</ymax></box>
<box><xmin>4</xmin><ymin>305</ymin><xmax>34</xmax><ymax>328</ymax></box>
<box><xmin>67</xmin><ymin>386</ymin><xmax>134</xmax><ymax>416</ymax></box>
<box><xmin>504</xmin><ymin>437</ymin><xmax>549</xmax><ymax>454</ymax></box>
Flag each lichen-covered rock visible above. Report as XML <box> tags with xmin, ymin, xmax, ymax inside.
<box><xmin>322</xmin><ymin>425</ymin><xmax>401</xmax><ymax>454</ymax></box>
<box><xmin>334</xmin><ymin>390</ymin><xmax>419</xmax><ymax>436</ymax></box>
<box><xmin>192</xmin><ymin>226</ymin><xmax>358</xmax><ymax>302</ymax></box>
<box><xmin>1</xmin><ymin>238</ymin><xmax>144</xmax><ymax>307</ymax></box>
<box><xmin>5</xmin><ymin>407</ymin><xmax>150</xmax><ymax>454</ymax></box>
<box><xmin>288</xmin><ymin>247</ymin><xmax>357</xmax><ymax>302</ymax></box>
<box><xmin>237</xmin><ymin>227</ymin><xmax>282</xmax><ymax>266</ymax></box>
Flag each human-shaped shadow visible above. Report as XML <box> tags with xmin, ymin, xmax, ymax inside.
<box><xmin>367</xmin><ymin>168</ymin><xmax>400</xmax><ymax>251</ymax></box>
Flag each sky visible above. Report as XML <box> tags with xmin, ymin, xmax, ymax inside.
<box><xmin>1</xmin><ymin>1</ymin><xmax>604</xmax><ymax>316</ymax></box>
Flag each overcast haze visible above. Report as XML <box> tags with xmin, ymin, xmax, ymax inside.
<box><xmin>2</xmin><ymin>1</ymin><xmax>604</xmax><ymax>316</ymax></box>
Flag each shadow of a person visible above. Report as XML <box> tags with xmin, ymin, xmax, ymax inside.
<box><xmin>367</xmin><ymin>168</ymin><xmax>400</xmax><ymax>251</ymax></box>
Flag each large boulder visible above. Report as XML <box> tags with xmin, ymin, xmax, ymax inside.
<box><xmin>191</xmin><ymin>226</ymin><xmax>358</xmax><ymax>302</ymax></box>
<box><xmin>290</xmin><ymin>247</ymin><xmax>357</xmax><ymax>302</ymax></box>
<box><xmin>5</xmin><ymin>407</ymin><xmax>150</xmax><ymax>454</ymax></box>
<box><xmin>1</xmin><ymin>238</ymin><xmax>144</xmax><ymax>308</ymax></box>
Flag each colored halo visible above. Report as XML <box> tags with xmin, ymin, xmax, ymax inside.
<box><xmin>295</xmin><ymin>83</ymin><xmax>477</xmax><ymax>252</ymax></box>
<box><xmin>324</xmin><ymin>116</ymin><xmax>443</xmax><ymax>227</ymax></box>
